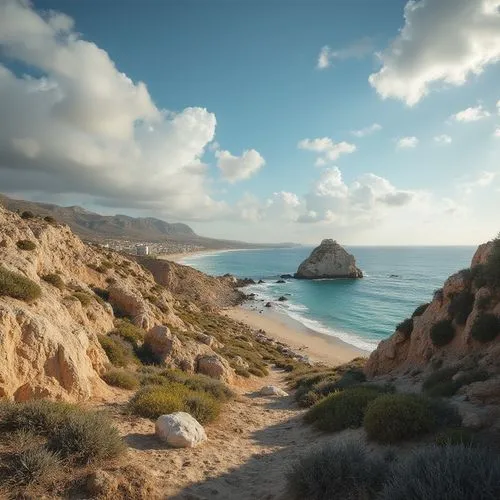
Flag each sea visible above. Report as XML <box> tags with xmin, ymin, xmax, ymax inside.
<box><xmin>179</xmin><ymin>246</ymin><xmax>476</xmax><ymax>352</ymax></box>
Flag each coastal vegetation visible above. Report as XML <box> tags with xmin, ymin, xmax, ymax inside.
<box><xmin>0</xmin><ymin>266</ymin><xmax>42</xmax><ymax>302</ymax></box>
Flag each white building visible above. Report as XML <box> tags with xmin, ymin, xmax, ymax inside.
<box><xmin>136</xmin><ymin>245</ymin><xmax>149</xmax><ymax>256</ymax></box>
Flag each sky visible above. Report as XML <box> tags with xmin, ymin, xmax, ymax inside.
<box><xmin>0</xmin><ymin>0</ymin><xmax>499</xmax><ymax>245</ymax></box>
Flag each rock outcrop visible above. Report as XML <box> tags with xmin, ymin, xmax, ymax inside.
<box><xmin>259</xmin><ymin>386</ymin><xmax>289</xmax><ymax>397</ymax></box>
<box><xmin>197</xmin><ymin>354</ymin><xmax>234</xmax><ymax>383</ymax></box>
<box><xmin>365</xmin><ymin>239</ymin><xmax>500</xmax><ymax>378</ymax></box>
<box><xmin>155</xmin><ymin>412</ymin><xmax>207</xmax><ymax>448</ymax></box>
<box><xmin>295</xmin><ymin>239</ymin><xmax>363</xmax><ymax>279</ymax></box>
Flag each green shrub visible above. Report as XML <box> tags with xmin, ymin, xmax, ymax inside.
<box><xmin>305</xmin><ymin>387</ymin><xmax>382</xmax><ymax>432</ymax></box>
<box><xmin>184</xmin><ymin>392</ymin><xmax>222</xmax><ymax>424</ymax></box>
<box><xmin>47</xmin><ymin>411</ymin><xmax>124</xmax><ymax>464</ymax></box>
<box><xmin>430</xmin><ymin>319</ymin><xmax>455</xmax><ymax>347</ymax></box>
<box><xmin>43</xmin><ymin>216</ymin><xmax>56</xmax><ymax>224</ymax></box>
<box><xmin>380</xmin><ymin>445</ymin><xmax>500</xmax><ymax>500</ymax></box>
<box><xmin>16</xmin><ymin>239</ymin><xmax>36</xmax><ymax>251</ymax></box>
<box><xmin>92</xmin><ymin>287</ymin><xmax>110</xmax><ymax>302</ymax></box>
<box><xmin>111</xmin><ymin>319</ymin><xmax>145</xmax><ymax>348</ymax></box>
<box><xmin>42</xmin><ymin>273</ymin><xmax>65</xmax><ymax>291</ymax></box>
<box><xmin>412</xmin><ymin>302</ymin><xmax>430</xmax><ymax>317</ymax></box>
<box><xmin>0</xmin><ymin>400</ymin><xmax>73</xmax><ymax>435</ymax></box>
<box><xmin>71</xmin><ymin>291</ymin><xmax>93</xmax><ymax>306</ymax></box>
<box><xmin>425</xmin><ymin>380</ymin><xmax>460</xmax><ymax>397</ymax></box>
<box><xmin>287</xmin><ymin>442</ymin><xmax>386</xmax><ymax>500</ymax></box>
<box><xmin>98</xmin><ymin>335</ymin><xmax>136</xmax><ymax>367</ymax></box>
<box><xmin>21</xmin><ymin>211</ymin><xmax>34</xmax><ymax>219</ymax></box>
<box><xmin>248</xmin><ymin>366</ymin><xmax>268</xmax><ymax>377</ymax></box>
<box><xmin>470</xmin><ymin>313</ymin><xmax>500</xmax><ymax>342</ymax></box>
<box><xmin>0</xmin><ymin>267</ymin><xmax>42</xmax><ymax>302</ymax></box>
<box><xmin>481</xmin><ymin>236</ymin><xmax>500</xmax><ymax>289</ymax></box>
<box><xmin>396</xmin><ymin>318</ymin><xmax>413</xmax><ymax>337</ymax></box>
<box><xmin>128</xmin><ymin>384</ymin><xmax>188</xmax><ymax>419</ymax></box>
<box><xmin>448</xmin><ymin>290</ymin><xmax>474</xmax><ymax>325</ymax></box>
<box><xmin>364</xmin><ymin>394</ymin><xmax>435</xmax><ymax>443</ymax></box>
<box><xmin>235</xmin><ymin>366</ymin><xmax>251</xmax><ymax>377</ymax></box>
<box><xmin>435</xmin><ymin>427</ymin><xmax>476</xmax><ymax>447</ymax></box>
<box><xmin>102</xmin><ymin>369</ymin><xmax>139</xmax><ymax>390</ymax></box>
<box><xmin>422</xmin><ymin>366</ymin><xmax>459</xmax><ymax>397</ymax></box>
<box><xmin>5</xmin><ymin>446</ymin><xmax>60</xmax><ymax>486</ymax></box>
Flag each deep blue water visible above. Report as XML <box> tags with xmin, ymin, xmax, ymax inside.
<box><xmin>180</xmin><ymin>246</ymin><xmax>475</xmax><ymax>351</ymax></box>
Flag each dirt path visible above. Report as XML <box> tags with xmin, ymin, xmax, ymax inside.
<box><xmin>103</xmin><ymin>370</ymin><xmax>332</xmax><ymax>500</ymax></box>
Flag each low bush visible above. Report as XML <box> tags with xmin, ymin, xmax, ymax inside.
<box><xmin>4</xmin><ymin>446</ymin><xmax>60</xmax><ymax>486</ymax></box>
<box><xmin>0</xmin><ymin>266</ymin><xmax>42</xmax><ymax>302</ymax></box>
<box><xmin>21</xmin><ymin>211</ymin><xmax>34</xmax><ymax>219</ymax></box>
<box><xmin>16</xmin><ymin>239</ymin><xmax>36</xmax><ymax>251</ymax></box>
<box><xmin>101</xmin><ymin>369</ymin><xmax>139</xmax><ymax>390</ymax></box>
<box><xmin>422</xmin><ymin>366</ymin><xmax>460</xmax><ymax>396</ymax></box>
<box><xmin>98</xmin><ymin>335</ymin><xmax>137</xmax><ymax>367</ymax></box>
<box><xmin>305</xmin><ymin>387</ymin><xmax>382</xmax><ymax>432</ymax></box>
<box><xmin>248</xmin><ymin>366</ymin><xmax>268</xmax><ymax>377</ymax></box>
<box><xmin>396</xmin><ymin>318</ymin><xmax>413</xmax><ymax>337</ymax></box>
<box><xmin>71</xmin><ymin>291</ymin><xmax>93</xmax><ymax>306</ymax></box>
<box><xmin>412</xmin><ymin>302</ymin><xmax>430</xmax><ymax>317</ymax></box>
<box><xmin>184</xmin><ymin>392</ymin><xmax>222</xmax><ymax>423</ymax></box>
<box><xmin>235</xmin><ymin>366</ymin><xmax>251</xmax><ymax>377</ymax></box>
<box><xmin>43</xmin><ymin>216</ymin><xmax>56</xmax><ymax>224</ymax></box>
<box><xmin>92</xmin><ymin>287</ymin><xmax>110</xmax><ymax>302</ymax></box>
<box><xmin>287</xmin><ymin>441</ymin><xmax>386</xmax><ymax>500</ymax></box>
<box><xmin>380</xmin><ymin>445</ymin><xmax>500</xmax><ymax>500</ymax></box>
<box><xmin>435</xmin><ymin>427</ymin><xmax>476</xmax><ymax>447</ymax></box>
<box><xmin>42</xmin><ymin>273</ymin><xmax>65</xmax><ymax>291</ymax></box>
<box><xmin>430</xmin><ymin>319</ymin><xmax>455</xmax><ymax>347</ymax></box>
<box><xmin>470</xmin><ymin>313</ymin><xmax>500</xmax><ymax>343</ymax></box>
<box><xmin>448</xmin><ymin>290</ymin><xmax>474</xmax><ymax>325</ymax></box>
<box><xmin>425</xmin><ymin>380</ymin><xmax>460</xmax><ymax>397</ymax></box>
<box><xmin>128</xmin><ymin>384</ymin><xmax>188</xmax><ymax>420</ymax></box>
<box><xmin>111</xmin><ymin>319</ymin><xmax>145</xmax><ymax>348</ymax></box>
<box><xmin>364</xmin><ymin>394</ymin><xmax>435</xmax><ymax>443</ymax></box>
<box><xmin>47</xmin><ymin>411</ymin><xmax>124</xmax><ymax>464</ymax></box>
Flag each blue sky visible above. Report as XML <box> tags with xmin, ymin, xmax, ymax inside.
<box><xmin>0</xmin><ymin>0</ymin><xmax>499</xmax><ymax>244</ymax></box>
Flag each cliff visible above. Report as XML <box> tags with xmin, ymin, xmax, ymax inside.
<box><xmin>366</xmin><ymin>240</ymin><xmax>500</xmax><ymax>378</ymax></box>
<box><xmin>295</xmin><ymin>239</ymin><xmax>363</xmax><ymax>279</ymax></box>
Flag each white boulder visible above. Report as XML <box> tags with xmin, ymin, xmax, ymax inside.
<box><xmin>155</xmin><ymin>412</ymin><xmax>207</xmax><ymax>448</ymax></box>
<box><xmin>259</xmin><ymin>385</ymin><xmax>289</xmax><ymax>397</ymax></box>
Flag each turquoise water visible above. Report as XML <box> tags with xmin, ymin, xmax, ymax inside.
<box><xmin>180</xmin><ymin>246</ymin><xmax>475</xmax><ymax>351</ymax></box>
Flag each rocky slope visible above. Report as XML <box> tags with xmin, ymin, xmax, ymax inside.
<box><xmin>0</xmin><ymin>205</ymin><xmax>264</xmax><ymax>402</ymax></box>
<box><xmin>295</xmin><ymin>239</ymin><xmax>363</xmax><ymax>279</ymax></box>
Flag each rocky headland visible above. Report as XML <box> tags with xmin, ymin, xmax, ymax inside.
<box><xmin>295</xmin><ymin>238</ymin><xmax>363</xmax><ymax>279</ymax></box>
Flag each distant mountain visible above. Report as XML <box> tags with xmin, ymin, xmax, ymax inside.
<box><xmin>0</xmin><ymin>193</ymin><xmax>296</xmax><ymax>249</ymax></box>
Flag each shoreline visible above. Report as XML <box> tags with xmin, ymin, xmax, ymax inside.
<box><xmin>225</xmin><ymin>305</ymin><xmax>369</xmax><ymax>366</ymax></box>
<box><xmin>158</xmin><ymin>247</ymin><xmax>258</xmax><ymax>263</ymax></box>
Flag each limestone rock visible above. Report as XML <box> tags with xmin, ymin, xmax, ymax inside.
<box><xmin>198</xmin><ymin>333</ymin><xmax>224</xmax><ymax>349</ymax></box>
<box><xmin>295</xmin><ymin>239</ymin><xmax>362</xmax><ymax>279</ymax></box>
<box><xmin>259</xmin><ymin>385</ymin><xmax>288</xmax><ymax>397</ymax></box>
<box><xmin>197</xmin><ymin>354</ymin><xmax>233</xmax><ymax>383</ymax></box>
<box><xmin>144</xmin><ymin>325</ymin><xmax>182</xmax><ymax>363</ymax></box>
<box><xmin>233</xmin><ymin>355</ymin><xmax>249</xmax><ymax>369</ymax></box>
<box><xmin>108</xmin><ymin>285</ymin><xmax>152</xmax><ymax>330</ymax></box>
<box><xmin>155</xmin><ymin>412</ymin><xmax>207</xmax><ymax>448</ymax></box>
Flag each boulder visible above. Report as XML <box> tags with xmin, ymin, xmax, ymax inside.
<box><xmin>198</xmin><ymin>333</ymin><xmax>224</xmax><ymax>349</ymax></box>
<box><xmin>258</xmin><ymin>280</ymin><xmax>265</xmax><ymax>284</ymax></box>
<box><xmin>265</xmin><ymin>302</ymin><xmax>272</xmax><ymax>308</ymax></box>
<box><xmin>280</xmin><ymin>274</ymin><xmax>294</xmax><ymax>279</ymax></box>
<box><xmin>144</xmin><ymin>325</ymin><xmax>182</xmax><ymax>363</ymax></box>
<box><xmin>295</xmin><ymin>239</ymin><xmax>362</xmax><ymax>279</ymax></box>
<box><xmin>155</xmin><ymin>412</ymin><xmax>207</xmax><ymax>448</ymax></box>
<box><xmin>197</xmin><ymin>354</ymin><xmax>233</xmax><ymax>382</ymax></box>
<box><xmin>276</xmin><ymin>279</ymin><xmax>286</xmax><ymax>284</ymax></box>
<box><xmin>259</xmin><ymin>386</ymin><xmax>288</xmax><ymax>397</ymax></box>
<box><xmin>277</xmin><ymin>296</ymin><xmax>288</xmax><ymax>302</ymax></box>
<box><xmin>108</xmin><ymin>285</ymin><xmax>152</xmax><ymax>329</ymax></box>
<box><xmin>233</xmin><ymin>355</ymin><xmax>249</xmax><ymax>369</ymax></box>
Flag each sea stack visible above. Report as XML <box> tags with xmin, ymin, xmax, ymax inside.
<box><xmin>295</xmin><ymin>239</ymin><xmax>363</xmax><ymax>279</ymax></box>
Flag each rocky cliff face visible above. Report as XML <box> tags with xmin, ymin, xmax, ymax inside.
<box><xmin>0</xmin><ymin>206</ymin><xmax>245</xmax><ymax>402</ymax></box>
<box><xmin>366</xmin><ymin>241</ymin><xmax>499</xmax><ymax>378</ymax></box>
<box><xmin>295</xmin><ymin>239</ymin><xmax>363</xmax><ymax>279</ymax></box>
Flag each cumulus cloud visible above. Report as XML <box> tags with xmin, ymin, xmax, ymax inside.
<box><xmin>216</xmin><ymin>149</ymin><xmax>265</xmax><ymax>183</ymax></box>
<box><xmin>452</xmin><ymin>104</ymin><xmax>491</xmax><ymax>122</ymax></box>
<box><xmin>298</xmin><ymin>167</ymin><xmax>414</xmax><ymax>224</ymax></box>
<box><xmin>236</xmin><ymin>191</ymin><xmax>301</xmax><ymax>222</ymax></box>
<box><xmin>351</xmin><ymin>123</ymin><xmax>382</xmax><ymax>138</ymax></box>
<box><xmin>457</xmin><ymin>170</ymin><xmax>497</xmax><ymax>194</ymax></box>
<box><xmin>494</xmin><ymin>128</ymin><xmax>500</xmax><ymax>137</ymax></box>
<box><xmin>369</xmin><ymin>0</ymin><xmax>500</xmax><ymax>106</ymax></box>
<box><xmin>434</xmin><ymin>134</ymin><xmax>452</xmax><ymax>144</ymax></box>
<box><xmin>317</xmin><ymin>38</ymin><xmax>373</xmax><ymax>69</ymax></box>
<box><xmin>298</xmin><ymin>137</ymin><xmax>356</xmax><ymax>164</ymax></box>
<box><xmin>0</xmin><ymin>0</ymin><xmax>268</xmax><ymax>221</ymax></box>
<box><xmin>397</xmin><ymin>136</ymin><xmax>419</xmax><ymax>149</ymax></box>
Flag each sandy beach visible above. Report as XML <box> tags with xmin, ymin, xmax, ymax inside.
<box><xmin>225</xmin><ymin>306</ymin><xmax>369</xmax><ymax>366</ymax></box>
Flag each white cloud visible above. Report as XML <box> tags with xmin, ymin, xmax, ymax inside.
<box><xmin>457</xmin><ymin>170</ymin><xmax>497</xmax><ymax>194</ymax></box>
<box><xmin>351</xmin><ymin>123</ymin><xmax>382</xmax><ymax>138</ymax></box>
<box><xmin>317</xmin><ymin>38</ymin><xmax>374</xmax><ymax>69</ymax></box>
<box><xmin>397</xmin><ymin>136</ymin><xmax>419</xmax><ymax>149</ymax></box>
<box><xmin>216</xmin><ymin>149</ymin><xmax>265</xmax><ymax>183</ymax></box>
<box><xmin>298</xmin><ymin>137</ymin><xmax>356</xmax><ymax>163</ymax></box>
<box><xmin>452</xmin><ymin>105</ymin><xmax>491</xmax><ymax>122</ymax></box>
<box><xmin>494</xmin><ymin>128</ymin><xmax>500</xmax><ymax>137</ymax></box>
<box><xmin>236</xmin><ymin>191</ymin><xmax>301</xmax><ymax>222</ymax></box>
<box><xmin>298</xmin><ymin>167</ymin><xmax>414</xmax><ymax>224</ymax></box>
<box><xmin>369</xmin><ymin>0</ymin><xmax>500</xmax><ymax>106</ymax></box>
<box><xmin>0</xmin><ymin>0</ymin><xmax>258</xmax><ymax>221</ymax></box>
<box><xmin>434</xmin><ymin>134</ymin><xmax>452</xmax><ymax>144</ymax></box>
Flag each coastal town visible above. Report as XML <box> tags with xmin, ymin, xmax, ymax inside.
<box><xmin>96</xmin><ymin>239</ymin><xmax>206</xmax><ymax>257</ymax></box>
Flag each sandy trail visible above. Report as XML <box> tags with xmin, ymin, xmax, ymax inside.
<box><xmin>103</xmin><ymin>369</ymin><xmax>335</xmax><ymax>500</ymax></box>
